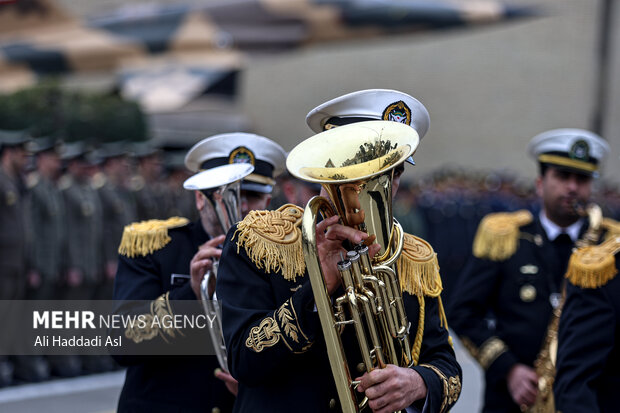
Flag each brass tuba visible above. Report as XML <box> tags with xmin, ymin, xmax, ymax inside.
<box><xmin>286</xmin><ymin>121</ymin><xmax>420</xmax><ymax>412</ymax></box>
<box><xmin>183</xmin><ymin>162</ymin><xmax>254</xmax><ymax>372</ymax></box>
<box><xmin>527</xmin><ymin>202</ymin><xmax>603</xmax><ymax>413</ymax></box>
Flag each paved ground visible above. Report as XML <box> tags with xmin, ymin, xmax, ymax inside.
<box><xmin>0</xmin><ymin>338</ymin><xmax>482</xmax><ymax>412</ymax></box>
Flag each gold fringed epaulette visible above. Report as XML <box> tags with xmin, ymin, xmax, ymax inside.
<box><xmin>118</xmin><ymin>217</ymin><xmax>190</xmax><ymax>258</ymax></box>
<box><xmin>602</xmin><ymin>217</ymin><xmax>620</xmax><ymax>238</ymax></box>
<box><xmin>397</xmin><ymin>233</ymin><xmax>442</xmax><ymax>298</ymax></box>
<box><xmin>565</xmin><ymin>236</ymin><xmax>620</xmax><ymax>288</ymax></box>
<box><xmin>472</xmin><ymin>210</ymin><xmax>533</xmax><ymax>261</ymax></box>
<box><xmin>234</xmin><ymin>204</ymin><xmax>305</xmax><ymax>282</ymax></box>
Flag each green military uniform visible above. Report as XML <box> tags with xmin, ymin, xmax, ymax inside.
<box><xmin>25</xmin><ymin>171</ymin><xmax>65</xmax><ymax>299</ymax></box>
<box><xmin>95</xmin><ymin>172</ymin><xmax>136</xmax><ymax>299</ymax></box>
<box><xmin>0</xmin><ymin>167</ymin><xmax>26</xmax><ymax>300</ymax></box>
<box><xmin>59</xmin><ymin>173</ymin><xmax>103</xmax><ymax>298</ymax></box>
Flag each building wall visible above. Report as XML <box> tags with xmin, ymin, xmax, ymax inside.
<box><xmin>240</xmin><ymin>0</ymin><xmax>619</xmax><ymax>184</ymax></box>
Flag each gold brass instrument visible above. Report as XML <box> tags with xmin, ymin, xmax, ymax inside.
<box><xmin>527</xmin><ymin>202</ymin><xmax>603</xmax><ymax>413</ymax></box>
<box><xmin>183</xmin><ymin>163</ymin><xmax>254</xmax><ymax>372</ymax></box>
<box><xmin>286</xmin><ymin>121</ymin><xmax>420</xmax><ymax>412</ymax></box>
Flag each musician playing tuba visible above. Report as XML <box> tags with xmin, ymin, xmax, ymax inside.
<box><xmin>216</xmin><ymin>90</ymin><xmax>461</xmax><ymax>413</ymax></box>
<box><xmin>450</xmin><ymin>128</ymin><xmax>611</xmax><ymax>413</ymax></box>
<box><xmin>111</xmin><ymin>133</ymin><xmax>285</xmax><ymax>413</ymax></box>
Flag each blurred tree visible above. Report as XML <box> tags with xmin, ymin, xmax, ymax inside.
<box><xmin>0</xmin><ymin>83</ymin><xmax>147</xmax><ymax>142</ymax></box>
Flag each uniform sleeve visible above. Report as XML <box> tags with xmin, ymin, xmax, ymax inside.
<box><xmin>111</xmin><ymin>252</ymin><xmax>203</xmax><ymax>364</ymax></box>
<box><xmin>413</xmin><ymin>295</ymin><xmax>462</xmax><ymax>413</ymax></box>
<box><xmin>553</xmin><ymin>282</ymin><xmax>613</xmax><ymax>413</ymax></box>
<box><xmin>449</xmin><ymin>256</ymin><xmax>519</xmax><ymax>383</ymax></box>
<box><xmin>216</xmin><ymin>228</ymin><xmax>320</xmax><ymax>386</ymax></box>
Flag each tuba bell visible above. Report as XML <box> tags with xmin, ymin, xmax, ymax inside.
<box><xmin>287</xmin><ymin>120</ymin><xmax>420</xmax><ymax>412</ymax></box>
<box><xmin>183</xmin><ymin>162</ymin><xmax>254</xmax><ymax>372</ymax></box>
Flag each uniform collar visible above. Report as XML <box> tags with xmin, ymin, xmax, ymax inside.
<box><xmin>539</xmin><ymin>211</ymin><xmax>583</xmax><ymax>242</ymax></box>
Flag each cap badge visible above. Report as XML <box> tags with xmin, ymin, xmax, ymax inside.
<box><xmin>569</xmin><ymin>139</ymin><xmax>590</xmax><ymax>162</ymax></box>
<box><xmin>382</xmin><ymin>101</ymin><xmax>412</xmax><ymax>125</ymax></box>
<box><xmin>229</xmin><ymin>146</ymin><xmax>255</xmax><ymax>166</ymax></box>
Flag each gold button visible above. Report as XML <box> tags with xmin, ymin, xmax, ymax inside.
<box><xmin>329</xmin><ymin>399</ymin><xmax>336</xmax><ymax>410</ymax></box>
<box><xmin>356</xmin><ymin>363</ymin><xmax>366</xmax><ymax>373</ymax></box>
<box><xmin>212</xmin><ymin>408</ymin><xmax>221</xmax><ymax>413</ymax></box>
<box><xmin>519</xmin><ymin>284</ymin><xmax>536</xmax><ymax>302</ymax></box>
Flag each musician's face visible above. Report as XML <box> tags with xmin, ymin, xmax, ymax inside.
<box><xmin>536</xmin><ymin>166</ymin><xmax>593</xmax><ymax>227</ymax></box>
<box><xmin>195</xmin><ymin>191</ymin><xmax>224</xmax><ymax>237</ymax></box>
<box><xmin>241</xmin><ymin>190</ymin><xmax>271</xmax><ymax>217</ymax></box>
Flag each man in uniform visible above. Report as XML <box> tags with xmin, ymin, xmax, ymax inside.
<box><xmin>450</xmin><ymin>129</ymin><xmax>611</xmax><ymax>412</ymax></box>
<box><xmin>95</xmin><ymin>142</ymin><xmax>136</xmax><ymax>300</ymax></box>
<box><xmin>217</xmin><ymin>90</ymin><xmax>462</xmax><ymax>412</ymax></box>
<box><xmin>111</xmin><ymin>132</ymin><xmax>286</xmax><ymax>412</ymax></box>
<box><xmin>60</xmin><ymin>141</ymin><xmax>104</xmax><ymax>302</ymax></box>
<box><xmin>0</xmin><ymin>129</ymin><xmax>36</xmax><ymax>385</ymax></box>
<box><xmin>130</xmin><ymin>142</ymin><xmax>168</xmax><ymax>221</ymax></box>
<box><xmin>25</xmin><ymin>137</ymin><xmax>65</xmax><ymax>302</ymax></box>
<box><xmin>553</xmin><ymin>221</ymin><xmax>620</xmax><ymax>412</ymax></box>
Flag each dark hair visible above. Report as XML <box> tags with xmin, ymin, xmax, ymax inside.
<box><xmin>538</xmin><ymin>162</ymin><xmax>549</xmax><ymax>177</ymax></box>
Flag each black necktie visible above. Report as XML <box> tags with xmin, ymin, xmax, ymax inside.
<box><xmin>554</xmin><ymin>233</ymin><xmax>573</xmax><ymax>274</ymax></box>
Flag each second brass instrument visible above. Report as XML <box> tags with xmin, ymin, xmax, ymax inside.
<box><xmin>183</xmin><ymin>162</ymin><xmax>254</xmax><ymax>372</ymax></box>
<box><xmin>287</xmin><ymin>120</ymin><xmax>420</xmax><ymax>412</ymax></box>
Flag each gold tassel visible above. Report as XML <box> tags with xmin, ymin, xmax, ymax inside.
<box><xmin>437</xmin><ymin>296</ymin><xmax>449</xmax><ymax>330</ymax></box>
<box><xmin>118</xmin><ymin>217</ymin><xmax>189</xmax><ymax>258</ymax></box>
<box><xmin>234</xmin><ymin>204</ymin><xmax>306</xmax><ymax>282</ymax></box>
<box><xmin>565</xmin><ymin>236</ymin><xmax>619</xmax><ymax>288</ymax></box>
<box><xmin>602</xmin><ymin>217</ymin><xmax>620</xmax><ymax>238</ymax></box>
<box><xmin>398</xmin><ymin>234</ymin><xmax>442</xmax><ymax>297</ymax></box>
<box><xmin>411</xmin><ymin>294</ymin><xmax>425</xmax><ymax>366</ymax></box>
<box><xmin>472</xmin><ymin>210</ymin><xmax>533</xmax><ymax>261</ymax></box>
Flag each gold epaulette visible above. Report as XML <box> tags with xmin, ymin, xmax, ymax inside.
<box><xmin>234</xmin><ymin>204</ymin><xmax>305</xmax><ymax>282</ymax></box>
<box><xmin>118</xmin><ymin>217</ymin><xmax>189</xmax><ymax>258</ymax></box>
<box><xmin>565</xmin><ymin>236</ymin><xmax>620</xmax><ymax>288</ymax></box>
<box><xmin>602</xmin><ymin>217</ymin><xmax>620</xmax><ymax>238</ymax></box>
<box><xmin>472</xmin><ymin>210</ymin><xmax>533</xmax><ymax>261</ymax></box>
<box><xmin>397</xmin><ymin>233</ymin><xmax>442</xmax><ymax>298</ymax></box>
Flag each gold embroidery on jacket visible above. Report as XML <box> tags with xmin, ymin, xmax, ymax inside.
<box><xmin>125</xmin><ymin>292</ymin><xmax>181</xmax><ymax>343</ymax></box>
<box><xmin>478</xmin><ymin>336</ymin><xmax>508</xmax><ymax>370</ymax></box>
<box><xmin>246</xmin><ymin>316</ymin><xmax>283</xmax><ymax>352</ymax></box>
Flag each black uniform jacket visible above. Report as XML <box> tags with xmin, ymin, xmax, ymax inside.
<box><xmin>554</xmin><ymin>255</ymin><xmax>620</xmax><ymax>413</ymax></box>
<box><xmin>449</xmin><ymin>215</ymin><xmax>579</xmax><ymax>413</ymax></box>
<box><xmin>112</xmin><ymin>220</ymin><xmax>235</xmax><ymax>413</ymax></box>
<box><xmin>216</xmin><ymin>206</ymin><xmax>461</xmax><ymax>413</ymax></box>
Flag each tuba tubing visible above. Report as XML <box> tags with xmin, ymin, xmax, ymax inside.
<box><xmin>184</xmin><ymin>163</ymin><xmax>253</xmax><ymax>373</ymax></box>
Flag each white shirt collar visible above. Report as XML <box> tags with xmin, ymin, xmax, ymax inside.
<box><xmin>539</xmin><ymin>211</ymin><xmax>583</xmax><ymax>242</ymax></box>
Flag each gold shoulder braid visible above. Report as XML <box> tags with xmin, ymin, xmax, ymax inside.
<box><xmin>397</xmin><ymin>234</ymin><xmax>449</xmax><ymax>363</ymax></box>
<box><xmin>397</xmin><ymin>233</ymin><xmax>442</xmax><ymax>297</ymax></box>
<box><xmin>234</xmin><ymin>204</ymin><xmax>305</xmax><ymax>282</ymax></box>
<box><xmin>118</xmin><ymin>217</ymin><xmax>189</xmax><ymax>258</ymax></box>
<box><xmin>565</xmin><ymin>236</ymin><xmax>620</xmax><ymax>288</ymax></box>
<box><xmin>473</xmin><ymin>210</ymin><xmax>533</xmax><ymax>261</ymax></box>
<box><xmin>602</xmin><ymin>217</ymin><xmax>620</xmax><ymax>238</ymax></box>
